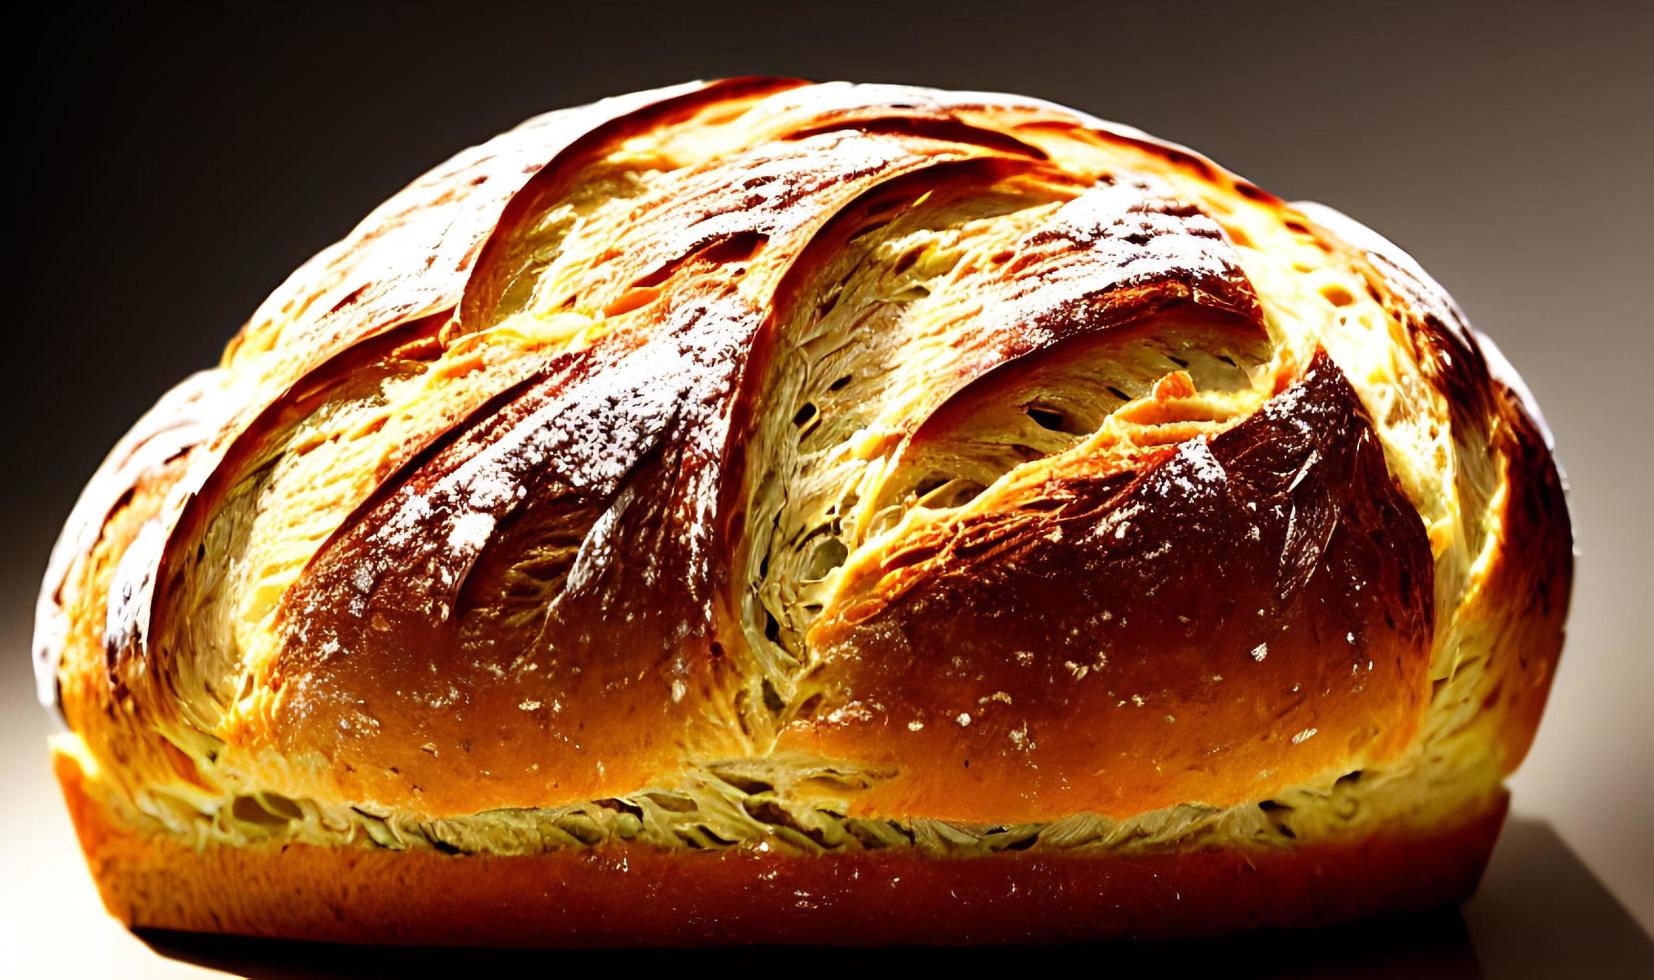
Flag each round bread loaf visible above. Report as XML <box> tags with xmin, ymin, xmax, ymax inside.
<box><xmin>37</xmin><ymin>78</ymin><xmax>1572</xmax><ymax>945</ymax></box>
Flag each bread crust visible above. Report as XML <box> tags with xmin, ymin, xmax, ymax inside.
<box><xmin>56</xmin><ymin>745</ymin><xmax>1506</xmax><ymax>946</ymax></box>
<box><xmin>787</xmin><ymin>349</ymin><xmax>1435</xmax><ymax>822</ymax></box>
<box><xmin>37</xmin><ymin>79</ymin><xmax>1571</xmax><ymax>944</ymax></box>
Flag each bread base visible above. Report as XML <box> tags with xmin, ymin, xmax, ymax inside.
<box><xmin>56</xmin><ymin>747</ymin><xmax>1507</xmax><ymax>946</ymax></box>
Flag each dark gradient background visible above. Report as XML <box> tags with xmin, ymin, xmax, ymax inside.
<box><xmin>4</xmin><ymin>1</ymin><xmax>1650</xmax><ymax>971</ymax></box>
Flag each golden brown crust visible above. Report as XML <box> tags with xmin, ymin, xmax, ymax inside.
<box><xmin>787</xmin><ymin>350</ymin><xmax>1434</xmax><ymax>822</ymax></box>
<box><xmin>56</xmin><ymin>745</ymin><xmax>1507</xmax><ymax>946</ymax></box>
<box><xmin>1300</xmin><ymin>200</ymin><xmax>1573</xmax><ymax>775</ymax></box>
<box><xmin>1475</xmin><ymin>382</ymin><xmax>1572</xmax><ymax>770</ymax></box>
<box><xmin>38</xmin><ymin>79</ymin><xmax>1571</xmax><ymax>943</ymax></box>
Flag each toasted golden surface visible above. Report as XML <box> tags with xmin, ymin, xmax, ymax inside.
<box><xmin>39</xmin><ymin>80</ymin><xmax>1568</xmax><ymax>864</ymax></box>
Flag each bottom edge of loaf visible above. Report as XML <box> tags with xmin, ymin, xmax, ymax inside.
<box><xmin>54</xmin><ymin>743</ymin><xmax>1508</xmax><ymax>947</ymax></box>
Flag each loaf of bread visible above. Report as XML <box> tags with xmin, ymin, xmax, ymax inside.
<box><xmin>37</xmin><ymin>78</ymin><xmax>1572</xmax><ymax>945</ymax></box>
